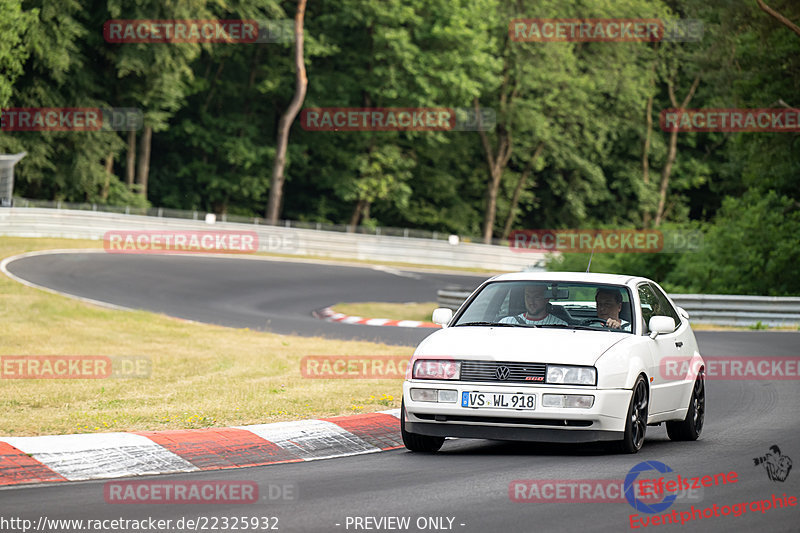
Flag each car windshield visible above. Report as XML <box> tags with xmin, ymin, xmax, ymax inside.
<box><xmin>452</xmin><ymin>280</ymin><xmax>634</xmax><ymax>333</ymax></box>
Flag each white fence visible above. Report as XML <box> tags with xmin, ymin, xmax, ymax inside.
<box><xmin>0</xmin><ymin>207</ymin><xmax>547</xmax><ymax>271</ymax></box>
<box><xmin>437</xmin><ymin>290</ymin><xmax>800</xmax><ymax>327</ymax></box>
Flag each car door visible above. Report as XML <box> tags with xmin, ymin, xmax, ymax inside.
<box><xmin>638</xmin><ymin>283</ymin><xmax>687</xmax><ymax>414</ymax></box>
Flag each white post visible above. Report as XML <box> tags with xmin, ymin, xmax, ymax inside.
<box><xmin>0</xmin><ymin>152</ymin><xmax>26</xmax><ymax>207</ymax></box>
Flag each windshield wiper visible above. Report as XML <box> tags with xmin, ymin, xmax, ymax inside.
<box><xmin>536</xmin><ymin>324</ymin><xmax>603</xmax><ymax>332</ymax></box>
<box><xmin>455</xmin><ymin>321</ymin><xmax>528</xmax><ymax>327</ymax></box>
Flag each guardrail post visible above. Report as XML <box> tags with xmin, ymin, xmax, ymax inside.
<box><xmin>193</xmin><ymin>211</ymin><xmax>198</xmax><ymax>220</ymax></box>
<box><xmin>0</xmin><ymin>152</ymin><xmax>26</xmax><ymax>207</ymax></box>
<box><xmin>158</xmin><ymin>207</ymin><xmax>163</xmax><ymax>217</ymax></box>
<box><xmin>404</xmin><ymin>228</ymin><xmax>409</xmax><ymax>238</ymax></box>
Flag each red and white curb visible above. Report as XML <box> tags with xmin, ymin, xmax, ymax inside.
<box><xmin>0</xmin><ymin>409</ymin><xmax>401</xmax><ymax>486</ymax></box>
<box><xmin>314</xmin><ymin>307</ymin><xmax>441</xmax><ymax>328</ymax></box>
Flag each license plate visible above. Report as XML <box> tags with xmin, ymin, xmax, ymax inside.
<box><xmin>461</xmin><ymin>391</ymin><xmax>536</xmax><ymax>410</ymax></box>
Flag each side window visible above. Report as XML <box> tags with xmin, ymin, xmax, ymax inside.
<box><xmin>648</xmin><ymin>283</ymin><xmax>681</xmax><ymax>329</ymax></box>
<box><xmin>638</xmin><ymin>284</ymin><xmax>657</xmax><ymax>333</ymax></box>
<box><xmin>639</xmin><ymin>283</ymin><xmax>680</xmax><ymax>333</ymax></box>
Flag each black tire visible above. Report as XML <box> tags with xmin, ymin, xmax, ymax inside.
<box><xmin>401</xmin><ymin>400</ymin><xmax>445</xmax><ymax>452</ymax></box>
<box><xmin>611</xmin><ymin>376</ymin><xmax>649</xmax><ymax>454</ymax></box>
<box><xmin>667</xmin><ymin>371</ymin><xmax>705</xmax><ymax>441</ymax></box>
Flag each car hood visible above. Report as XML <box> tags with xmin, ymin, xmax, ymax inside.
<box><xmin>414</xmin><ymin>326</ymin><xmax>629</xmax><ymax>366</ymax></box>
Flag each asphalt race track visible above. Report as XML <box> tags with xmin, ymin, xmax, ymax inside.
<box><xmin>5</xmin><ymin>251</ymin><xmax>488</xmax><ymax>346</ymax></box>
<box><xmin>3</xmin><ymin>251</ymin><xmax>800</xmax><ymax>532</ymax></box>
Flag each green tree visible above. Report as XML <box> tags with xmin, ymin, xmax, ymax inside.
<box><xmin>668</xmin><ymin>191</ymin><xmax>800</xmax><ymax>295</ymax></box>
<box><xmin>0</xmin><ymin>0</ymin><xmax>35</xmax><ymax>108</ymax></box>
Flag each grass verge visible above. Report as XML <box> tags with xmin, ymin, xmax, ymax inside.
<box><xmin>0</xmin><ymin>237</ymin><xmax>410</xmax><ymax>436</ymax></box>
<box><xmin>331</xmin><ymin>302</ymin><xmax>439</xmax><ymax>323</ymax></box>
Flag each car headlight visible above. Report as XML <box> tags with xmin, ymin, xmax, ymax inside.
<box><xmin>546</xmin><ymin>365</ymin><xmax>596</xmax><ymax>385</ymax></box>
<box><xmin>412</xmin><ymin>360</ymin><xmax>461</xmax><ymax>380</ymax></box>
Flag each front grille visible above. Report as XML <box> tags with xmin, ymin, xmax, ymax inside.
<box><xmin>460</xmin><ymin>361</ymin><xmax>546</xmax><ymax>383</ymax></box>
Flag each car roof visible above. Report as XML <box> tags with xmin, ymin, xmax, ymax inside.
<box><xmin>486</xmin><ymin>271</ymin><xmax>651</xmax><ymax>287</ymax></box>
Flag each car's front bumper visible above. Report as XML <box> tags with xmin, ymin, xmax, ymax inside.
<box><xmin>403</xmin><ymin>381</ymin><xmax>632</xmax><ymax>443</ymax></box>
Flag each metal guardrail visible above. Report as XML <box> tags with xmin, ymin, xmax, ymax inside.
<box><xmin>438</xmin><ymin>289</ymin><xmax>476</xmax><ymax>311</ymax></box>
<box><xmin>0</xmin><ymin>208</ymin><xmax>548</xmax><ymax>271</ymax></box>
<box><xmin>669</xmin><ymin>294</ymin><xmax>800</xmax><ymax>327</ymax></box>
<box><xmin>436</xmin><ymin>289</ymin><xmax>800</xmax><ymax>327</ymax></box>
<box><xmin>10</xmin><ymin>196</ymin><xmax>516</xmax><ymax>245</ymax></box>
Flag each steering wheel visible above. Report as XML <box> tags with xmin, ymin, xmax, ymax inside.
<box><xmin>582</xmin><ymin>318</ymin><xmax>608</xmax><ymax>326</ymax></box>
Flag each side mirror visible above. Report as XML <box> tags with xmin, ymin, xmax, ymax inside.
<box><xmin>432</xmin><ymin>308</ymin><xmax>454</xmax><ymax>327</ymax></box>
<box><xmin>648</xmin><ymin>316</ymin><xmax>675</xmax><ymax>339</ymax></box>
<box><xmin>676</xmin><ymin>306</ymin><xmax>690</xmax><ymax>320</ymax></box>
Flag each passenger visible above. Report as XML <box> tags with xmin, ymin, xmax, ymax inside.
<box><xmin>501</xmin><ymin>285</ymin><xmax>568</xmax><ymax>326</ymax></box>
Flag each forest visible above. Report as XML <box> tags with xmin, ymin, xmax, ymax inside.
<box><xmin>1</xmin><ymin>0</ymin><xmax>798</xmax><ymax>294</ymax></box>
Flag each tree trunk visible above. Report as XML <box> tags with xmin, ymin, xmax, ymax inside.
<box><xmin>654</xmin><ymin>74</ymin><xmax>700</xmax><ymax>226</ymax></box>
<box><xmin>203</xmin><ymin>59</ymin><xmax>226</xmax><ymax>113</ymax></box>
<box><xmin>477</xmin><ymin>98</ymin><xmax>512</xmax><ymax>244</ymax></box>
<box><xmin>642</xmin><ymin>58</ymin><xmax>657</xmax><ymax>227</ymax></box>
<box><xmin>348</xmin><ymin>199</ymin><xmax>367</xmax><ymax>230</ymax></box>
<box><xmin>478</xmin><ymin>36</ymin><xmax>515</xmax><ymax>244</ymax></box>
<box><xmin>102</xmin><ymin>153</ymin><xmax>113</xmax><ymax>201</ymax></box>
<box><xmin>501</xmin><ymin>142</ymin><xmax>543</xmax><ymax>240</ymax></box>
<box><xmin>136</xmin><ymin>125</ymin><xmax>152</xmax><ymax>199</ymax></box>
<box><xmin>642</xmin><ymin>93</ymin><xmax>654</xmax><ymax>227</ymax></box>
<box><xmin>266</xmin><ymin>0</ymin><xmax>308</xmax><ymax>224</ymax></box>
<box><xmin>756</xmin><ymin>0</ymin><xmax>800</xmax><ymax>37</ymax></box>
<box><xmin>126</xmin><ymin>130</ymin><xmax>136</xmax><ymax>189</ymax></box>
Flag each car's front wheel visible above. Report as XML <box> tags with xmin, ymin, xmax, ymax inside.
<box><xmin>400</xmin><ymin>400</ymin><xmax>445</xmax><ymax>452</ymax></box>
<box><xmin>666</xmin><ymin>371</ymin><xmax>705</xmax><ymax>441</ymax></box>
<box><xmin>612</xmin><ymin>375</ymin><xmax>648</xmax><ymax>454</ymax></box>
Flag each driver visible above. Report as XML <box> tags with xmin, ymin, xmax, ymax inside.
<box><xmin>595</xmin><ymin>288</ymin><xmax>631</xmax><ymax>331</ymax></box>
<box><xmin>500</xmin><ymin>285</ymin><xmax>568</xmax><ymax>326</ymax></box>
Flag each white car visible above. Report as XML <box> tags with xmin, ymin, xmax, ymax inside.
<box><xmin>401</xmin><ymin>272</ymin><xmax>706</xmax><ymax>454</ymax></box>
